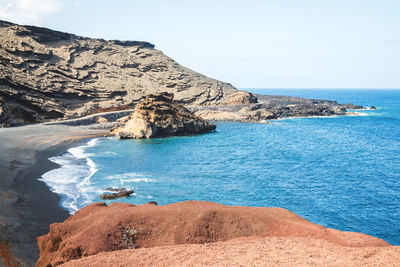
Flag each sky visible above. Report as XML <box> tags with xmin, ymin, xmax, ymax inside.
<box><xmin>0</xmin><ymin>0</ymin><xmax>399</xmax><ymax>89</ymax></box>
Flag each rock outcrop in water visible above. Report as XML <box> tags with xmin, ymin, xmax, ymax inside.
<box><xmin>0</xmin><ymin>20</ymin><xmax>254</xmax><ymax>127</ymax></box>
<box><xmin>189</xmin><ymin>94</ymin><xmax>363</xmax><ymax>122</ymax></box>
<box><xmin>114</xmin><ymin>93</ymin><xmax>216</xmax><ymax>139</ymax></box>
<box><xmin>36</xmin><ymin>201</ymin><xmax>390</xmax><ymax>267</ymax></box>
<box><xmin>100</xmin><ymin>188</ymin><xmax>134</xmax><ymax>200</ymax></box>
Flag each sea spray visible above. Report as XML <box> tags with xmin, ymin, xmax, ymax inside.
<box><xmin>40</xmin><ymin>138</ymin><xmax>100</xmax><ymax>213</ymax></box>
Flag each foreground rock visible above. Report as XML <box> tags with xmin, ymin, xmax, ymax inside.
<box><xmin>114</xmin><ymin>93</ymin><xmax>216</xmax><ymax>139</ymax></box>
<box><xmin>61</xmin><ymin>237</ymin><xmax>400</xmax><ymax>267</ymax></box>
<box><xmin>36</xmin><ymin>201</ymin><xmax>390</xmax><ymax>266</ymax></box>
<box><xmin>0</xmin><ymin>20</ymin><xmax>254</xmax><ymax>127</ymax></box>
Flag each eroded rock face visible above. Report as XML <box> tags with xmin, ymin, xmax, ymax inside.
<box><xmin>221</xmin><ymin>91</ymin><xmax>258</xmax><ymax>105</ymax></box>
<box><xmin>0</xmin><ymin>20</ymin><xmax>254</xmax><ymax>127</ymax></box>
<box><xmin>115</xmin><ymin>93</ymin><xmax>216</xmax><ymax>139</ymax></box>
<box><xmin>36</xmin><ymin>201</ymin><xmax>389</xmax><ymax>267</ymax></box>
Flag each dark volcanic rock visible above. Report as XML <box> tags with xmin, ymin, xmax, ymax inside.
<box><xmin>100</xmin><ymin>189</ymin><xmax>134</xmax><ymax>200</ymax></box>
<box><xmin>115</xmin><ymin>93</ymin><xmax>216</xmax><ymax>139</ymax></box>
<box><xmin>191</xmin><ymin>94</ymin><xmax>366</xmax><ymax>122</ymax></box>
<box><xmin>100</xmin><ymin>193</ymin><xmax>119</xmax><ymax>200</ymax></box>
<box><xmin>117</xmin><ymin>190</ymin><xmax>134</xmax><ymax>198</ymax></box>
<box><xmin>0</xmin><ymin>20</ymin><xmax>252</xmax><ymax>127</ymax></box>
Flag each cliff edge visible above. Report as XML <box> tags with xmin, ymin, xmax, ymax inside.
<box><xmin>36</xmin><ymin>201</ymin><xmax>392</xmax><ymax>267</ymax></box>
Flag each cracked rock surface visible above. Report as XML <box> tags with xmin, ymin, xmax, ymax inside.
<box><xmin>0</xmin><ymin>20</ymin><xmax>249</xmax><ymax>126</ymax></box>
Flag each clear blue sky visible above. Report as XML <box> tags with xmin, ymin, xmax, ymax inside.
<box><xmin>1</xmin><ymin>0</ymin><xmax>399</xmax><ymax>88</ymax></box>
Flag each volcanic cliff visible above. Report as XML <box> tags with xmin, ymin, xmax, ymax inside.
<box><xmin>0</xmin><ymin>20</ymin><xmax>254</xmax><ymax>126</ymax></box>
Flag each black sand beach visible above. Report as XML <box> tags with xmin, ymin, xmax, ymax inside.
<box><xmin>0</xmin><ymin>125</ymin><xmax>107</xmax><ymax>266</ymax></box>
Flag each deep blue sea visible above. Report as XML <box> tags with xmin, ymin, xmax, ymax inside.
<box><xmin>40</xmin><ymin>89</ymin><xmax>400</xmax><ymax>244</ymax></box>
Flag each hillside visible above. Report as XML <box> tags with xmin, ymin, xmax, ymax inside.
<box><xmin>0</xmin><ymin>20</ymin><xmax>254</xmax><ymax>126</ymax></box>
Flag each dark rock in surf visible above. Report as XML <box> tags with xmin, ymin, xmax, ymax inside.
<box><xmin>100</xmin><ymin>193</ymin><xmax>119</xmax><ymax>200</ymax></box>
<box><xmin>100</xmin><ymin>188</ymin><xmax>134</xmax><ymax>200</ymax></box>
<box><xmin>117</xmin><ymin>190</ymin><xmax>134</xmax><ymax>198</ymax></box>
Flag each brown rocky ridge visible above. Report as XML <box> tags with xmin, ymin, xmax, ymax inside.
<box><xmin>0</xmin><ymin>20</ymin><xmax>254</xmax><ymax>127</ymax></box>
<box><xmin>36</xmin><ymin>201</ymin><xmax>393</xmax><ymax>267</ymax></box>
<box><xmin>0</xmin><ymin>20</ymin><xmax>369</xmax><ymax>127</ymax></box>
<box><xmin>113</xmin><ymin>92</ymin><xmax>216</xmax><ymax>139</ymax></box>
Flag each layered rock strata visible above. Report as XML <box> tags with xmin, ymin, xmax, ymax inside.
<box><xmin>0</xmin><ymin>20</ymin><xmax>254</xmax><ymax>127</ymax></box>
<box><xmin>0</xmin><ymin>20</ymin><xmax>367</xmax><ymax>127</ymax></box>
<box><xmin>36</xmin><ymin>201</ymin><xmax>390</xmax><ymax>266</ymax></box>
<box><xmin>114</xmin><ymin>93</ymin><xmax>216</xmax><ymax>139</ymax></box>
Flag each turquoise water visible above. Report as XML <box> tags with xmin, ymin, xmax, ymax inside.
<box><xmin>41</xmin><ymin>89</ymin><xmax>400</xmax><ymax>244</ymax></box>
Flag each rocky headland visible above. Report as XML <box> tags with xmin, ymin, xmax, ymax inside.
<box><xmin>0</xmin><ymin>20</ymin><xmax>367</xmax><ymax>128</ymax></box>
<box><xmin>189</xmin><ymin>94</ymin><xmax>366</xmax><ymax>123</ymax></box>
<box><xmin>36</xmin><ymin>201</ymin><xmax>397</xmax><ymax>267</ymax></box>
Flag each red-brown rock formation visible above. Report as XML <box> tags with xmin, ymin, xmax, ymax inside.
<box><xmin>36</xmin><ymin>201</ymin><xmax>390</xmax><ymax>266</ymax></box>
<box><xmin>60</xmin><ymin>237</ymin><xmax>400</xmax><ymax>267</ymax></box>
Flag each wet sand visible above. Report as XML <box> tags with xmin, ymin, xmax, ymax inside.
<box><xmin>0</xmin><ymin>125</ymin><xmax>107</xmax><ymax>266</ymax></box>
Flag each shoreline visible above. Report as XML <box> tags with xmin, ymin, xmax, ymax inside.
<box><xmin>0</xmin><ymin>125</ymin><xmax>108</xmax><ymax>266</ymax></box>
<box><xmin>35</xmin><ymin>111</ymin><xmax>373</xmax><ymax>214</ymax></box>
<box><xmin>0</xmin><ymin>111</ymin><xmax>382</xmax><ymax>266</ymax></box>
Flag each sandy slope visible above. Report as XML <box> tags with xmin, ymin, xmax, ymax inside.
<box><xmin>61</xmin><ymin>236</ymin><xmax>400</xmax><ymax>267</ymax></box>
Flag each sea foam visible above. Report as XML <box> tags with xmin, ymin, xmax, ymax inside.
<box><xmin>40</xmin><ymin>138</ymin><xmax>100</xmax><ymax>214</ymax></box>
<box><xmin>104</xmin><ymin>173</ymin><xmax>155</xmax><ymax>184</ymax></box>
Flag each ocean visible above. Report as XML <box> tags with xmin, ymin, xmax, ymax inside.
<box><xmin>40</xmin><ymin>89</ymin><xmax>400</xmax><ymax>244</ymax></box>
